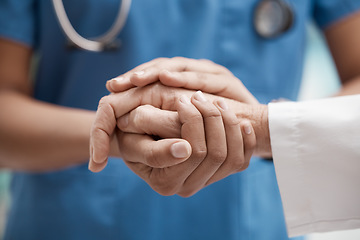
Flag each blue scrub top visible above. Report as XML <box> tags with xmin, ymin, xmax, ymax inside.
<box><xmin>1</xmin><ymin>0</ymin><xmax>359</xmax><ymax>239</ymax></box>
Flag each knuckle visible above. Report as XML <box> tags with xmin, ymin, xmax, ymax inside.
<box><xmin>157</xmin><ymin>189</ymin><xmax>176</xmax><ymax>196</ymax></box>
<box><xmin>155</xmin><ymin>57</ymin><xmax>168</xmax><ymax>62</ymax></box>
<box><xmin>171</xmin><ymin>56</ymin><xmax>185</xmax><ymax>62</ymax></box>
<box><xmin>184</xmin><ymin>114</ymin><xmax>203</xmax><ymax>124</ymax></box>
<box><xmin>241</xmin><ymin>160</ymin><xmax>250</xmax><ymax>170</ymax></box>
<box><xmin>153</xmin><ymin>184</ymin><xmax>175</xmax><ymax>196</ymax></box>
<box><xmin>195</xmin><ymin>72</ymin><xmax>207</xmax><ymax>81</ymax></box>
<box><xmin>207</xmin><ymin>149</ymin><xmax>227</xmax><ymax>165</ymax></box>
<box><xmin>178</xmin><ymin>190</ymin><xmax>196</xmax><ymax>198</ymax></box>
<box><xmin>225</xmin><ymin>117</ymin><xmax>240</xmax><ymax>127</ymax></box>
<box><xmin>231</xmin><ymin>157</ymin><xmax>245</xmax><ymax>172</ymax></box>
<box><xmin>145</xmin><ymin>148</ymin><xmax>161</xmax><ymax>168</ymax></box>
<box><xmin>171</xmin><ymin>57</ymin><xmax>187</xmax><ymax>71</ymax></box>
<box><xmin>199</xmin><ymin>58</ymin><xmax>214</xmax><ymax>64</ymax></box>
<box><xmin>150</xmin><ymin>173</ymin><xmax>177</xmax><ymax>196</ymax></box>
<box><xmin>192</xmin><ymin>147</ymin><xmax>207</xmax><ymax>160</ymax></box>
<box><xmin>204</xmin><ymin>108</ymin><xmax>221</xmax><ymax>119</ymax></box>
<box><xmin>151</xmin><ymin>81</ymin><xmax>165</xmax><ymax>91</ymax></box>
<box><xmin>219</xmin><ymin>65</ymin><xmax>232</xmax><ymax>74</ymax></box>
<box><xmin>154</xmin><ymin>183</ymin><xmax>175</xmax><ymax>196</ymax></box>
<box><xmin>132</xmin><ymin>109</ymin><xmax>143</xmax><ymax>128</ymax></box>
<box><xmin>132</xmin><ymin>105</ymin><xmax>152</xmax><ymax>128</ymax></box>
<box><xmin>151</xmin><ymin>58</ymin><xmax>169</xmax><ymax>69</ymax></box>
<box><xmin>98</xmin><ymin>96</ymin><xmax>110</xmax><ymax>108</ymax></box>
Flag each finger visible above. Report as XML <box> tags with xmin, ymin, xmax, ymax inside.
<box><xmin>159</xmin><ymin>70</ymin><xmax>258</xmax><ymax>104</ymax></box>
<box><xmin>88</xmin><ymin>158</ymin><xmax>108</xmax><ymax>173</ymax></box>
<box><xmin>159</xmin><ymin>95</ymin><xmax>207</xmax><ymax>179</ymax></box>
<box><xmin>117</xmin><ymin>105</ymin><xmax>181</xmax><ymax>138</ymax></box>
<box><xmin>140</xmin><ymin>95</ymin><xmax>207</xmax><ymax>196</ymax></box>
<box><xmin>118</xmin><ymin>132</ymin><xmax>191</xmax><ymax>168</ymax></box>
<box><xmin>106</xmin><ymin>75</ymin><xmax>133</xmax><ymax>93</ymax></box>
<box><xmin>205</xmin><ymin>99</ymin><xmax>244</xmax><ymax>185</ymax></box>
<box><xmin>240</xmin><ymin>120</ymin><xmax>256</xmax><ymax>163</ymax></box>
<box><xmin>129</xmin><ymin>57</ymin><xmax>225</xmax><ymax>87</ymax></box>
<box><xmin>159</xmin><ymin>70</ymin><xmax>227</xmax><ymax>94</ymax></box>
<box><xmin>89</xmin><ymin>90</ymin><xmax>144</xmax><ymax>172</ymax></box>
<box><xmin>178</xmin><ymin>91</ymin><xmax>227</xmax><ymax>197</ymax></box>
<box><xmin>106</xmin><ymin>58</ymin><xmax>167</xmax><ymax>92</ymax></box>
<box><xmin>91</xmin><ymin>84</ymin><xmax>189</xmax><ymax>168</ymax></box>
<box><xmin>89</xmin><ymin>85</ymin><xmax>193</xmax><ymax>173</ymax></box>
<box><xmin>89</xmin><ymin>99</ymin><xmax>117</xmax><ymax>171</ymax></box>
<box><xmin>118</xmin><ymin>101</ymin><xmax>203</xmax><ymax>197</ymax></box>
<box><xmin>108</xmin><ymin>83</ymin><xmax>184</xmax><ymax>118</ymax></box>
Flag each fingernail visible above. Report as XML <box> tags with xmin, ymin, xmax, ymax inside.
<box><xmin>244</xmin><ymin>124</ymin><xmax>252</xmax><ymax>135</ymax></box>
<box><xmin>134</xmin><ymin>70</ymin><xmax>145</xmax><ymax>76</ymax></box>
<box><xmin>109</xmin><ymin>77</ymin><xmax>123</xmax><ymax>89</ymax></box>
<box><xmin>180</xmin><ymin>95</ymin><xmax>191</xmax><ymax>105</ymax></box>
<box><xmin>108</xmin><ymin>76</ymin><xmax>123</xmax><ymax>83</ymax></box>
<box><xmin>118</xmin><ymin>114</ymin><xmax>129</xmax><ymax>128</ymax></box>
<box><xmin>194</xmin><ymin>91</ymin><xmax>207</xmax><ymax>102</ymax></box>
<box><xmin>217</xmin><ymin>99</ymin><xmax>229</xmax><ymax>110</ymax></box>
<box><xmin>171</xmin><ymin>142</ymin><xmax>190</xmax><ymax>159</ymax></box>
<box><xmin>113</xmin><ymin>77</ymin><xmax>124</xmax><ymax>82</ymax></box>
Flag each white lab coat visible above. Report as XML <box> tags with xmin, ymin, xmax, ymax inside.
<box><xmin>268</xmin><ymin>94</ymin><xmax>360</xmax><ymax>237</ymax></box>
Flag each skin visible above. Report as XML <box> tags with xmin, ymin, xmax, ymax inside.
<box><xmin>324</xmin><ymin>11</ymin><xmax>360</xmax><ymax>96</ymax></box>
<box><xmin>106</xmin><ymin>57</ymin><xmax>271</xmax><ymax>156</ymax></box>
<box><xmin>104</xmin><ymin>10</ymin><xmax>360</xmax><ymax>150</ymax></box>
<box><xmin>0</xmin><ymin>38</ymin><xmax>109</xmax><ymax>171</ymax></box>
<box><xmin>90</xmin><ymin>11</ymin><xmax>360</xmax><ymax>196</ymax></box>
<box><xmin>0</xmin><ymin>10</ymin><xmax>359</xmax><ymax>194</ymax></box>
<box><xmin>119</xmin><ymin>92</ymin><xmax>256</xmax><ymax>197</ymax></box>
<box><xmin>89</xmin><ymin>84</ymin><xmax>258</xmax><ymax>196</ymax></box>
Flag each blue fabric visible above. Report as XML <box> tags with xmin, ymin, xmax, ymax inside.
<box><xmin>0</xmin><ymin>0</ymin><xmax>37</xmax><ymax>46</ymax></box>
<box><xmin>313</xmin><ymin>0</ymin><xmax>360</xmax><ymax>28</ymax></box>
<box><xmin>1</xmin><ymin>0</ymin><xmax>359</xmax><ymax>239</ymax></box>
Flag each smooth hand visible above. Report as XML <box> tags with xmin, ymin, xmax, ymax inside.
<box><xmin>106</xmin><ymin>57</ymin><xmax>258</xmax><ymax>104</ymax></box>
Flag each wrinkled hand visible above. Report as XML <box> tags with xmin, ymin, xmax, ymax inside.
<box><xmin>89</xmin><ymin>84</ymin><xmax>260</xmax><ymax>196</ymax></box>
<box><xmin>106</xmin><ymin>57</ymin><xmax>258</xmax><ymax>104</ymax></box>
<box><xmin>123</xmin><ymin>92</ymin><xmax>255</xmax><ymax>197</ymax></box>
<box><xmin>89</xmin><ymin>83</ymin><xmax>193</xmax><ymax>172</ymax></box>
<box><xmin>90</xmin><ymin>87</ymin><xmax>256</xmax><ymax>197</ymax></box>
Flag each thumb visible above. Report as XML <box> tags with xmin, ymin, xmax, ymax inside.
<box><xmin>118</xmin><ymin>132</ymin><xmax>192</xmax><ymax>168</ymax></box>
<box><xmin>117</xmin><ymin>105</ymin><xmax>181</xmax><ymax>138</ymax></box>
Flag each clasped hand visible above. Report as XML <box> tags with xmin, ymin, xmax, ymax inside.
<box><xmin>89</xmin><ymin>57</ymin><xmax>260</xmax><ymax>197</ymax></box>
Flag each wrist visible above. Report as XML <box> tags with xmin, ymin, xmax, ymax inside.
<box><xmin>256</xmin><ymin>104</ymin><xmax>272</xmax><ymax>157</ymax></box>
<box><xmin>233</xmin><ymin>102</ymin><xmax>272</xmax><ymax>157</ymax></box>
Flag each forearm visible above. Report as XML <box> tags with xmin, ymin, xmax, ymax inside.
<box><xmin>0</xmin><ymin>90</ymin><xmax>95</xmax><ymax>172</ymax></box>
<box><xmin>336</xmin><ymin>75</ymin><xmax>360</xmax><ymax>96</ymax></box>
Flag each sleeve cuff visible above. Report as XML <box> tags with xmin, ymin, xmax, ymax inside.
<box><xmin>269</xmin><ymin>101</ymin><xmax>312</xmax><ymax>237</ymax></box>
<box><xmin>268</xmin><ymin>96</ymin><xmax>360</xmax><ymax>237</ymax></box>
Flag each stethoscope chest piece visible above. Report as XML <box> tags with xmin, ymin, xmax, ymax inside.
<box><xmin>254</xmin><ymin>0</ymin><xmax>294</xmax><ymax>39</ymax></box>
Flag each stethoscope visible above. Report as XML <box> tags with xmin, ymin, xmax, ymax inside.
<box><xmin>52</xmin><ymin>0</ymin><xmax>132</xmax><ymax>52</ymax></box>
<box><xmin>52</xmin><ymin>0</ymin><xmax>294</xmax><ymax>52</ymax></box>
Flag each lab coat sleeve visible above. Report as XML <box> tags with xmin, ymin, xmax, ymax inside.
<box><xmin>268</xmin><ymin>94</ymin><xmax>360</xmax><ymax>237</ymax></box>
